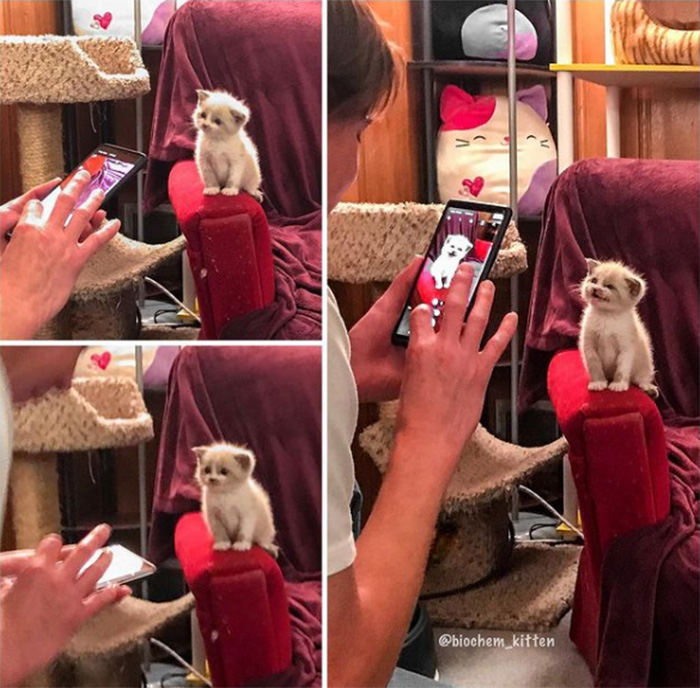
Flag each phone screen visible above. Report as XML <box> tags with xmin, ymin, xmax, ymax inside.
<box><xmin>393</xmin><ymin>202</ymin><xmax>511</xmax><ymax>345</ymax></box>
<box><xmin>80</xmin><ymin>544</ymin><xmax>156</xmax><ymax>589</ymax></box>
<box><xmin>41</xmin><ymin>145</ymin><xmax>146</xmax><ymax>222</ymax></box>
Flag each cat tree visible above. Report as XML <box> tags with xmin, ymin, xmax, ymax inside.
<box><xmin>0</xmin><ymin>35</ymin><xmax>186</xmax><ymax>339</ymax></box>
<box><xmin>11</xmin><ymin>376</ymin><xmax>154</xmax><ymax>547</ymax></box>
<box><xmin>329</xmin><ymin>202</ymin><xmax>575</xmax><ymax>629</ymax></box>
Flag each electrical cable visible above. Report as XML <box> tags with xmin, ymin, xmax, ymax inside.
<box><xmin>518</xmin><ymin>485</ymin><xmax>584</xmax><ymax>540</ymax></box>
<box><xmin>144</xmin><ymin>277</ymin><xmax>201</xmax><ymax>323</ymax></box>
<box><xmin>149</xmin><ymin>638</ymin><xmax>212</xmax><ymax>688</ymax></box>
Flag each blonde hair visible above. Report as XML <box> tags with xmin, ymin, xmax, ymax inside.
<box><xmin>328</xmin><ymin>0</ymin><xmax>403</xmax><ymax>122</ymax></box>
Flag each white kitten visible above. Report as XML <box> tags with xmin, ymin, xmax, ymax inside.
<box><xmin>579</xmin><ymin>259</ymin><xmax>657</xmax><ymax>397</ymax></box>
<box><xmin>431</xmin><ymin>234</ymin><xmax>473</xmax><ymax>289</ymax></box>
<box><xmin>194</xmin><ymin>443</ymin><xmax>278</xmax><ymax>556</ymax></box>
<box><xmin>193</xmin><ymin>90</ymin><xmax>263</xmax><ymax>201</ymax></box>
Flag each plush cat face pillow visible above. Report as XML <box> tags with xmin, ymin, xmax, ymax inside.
<box><xmin>436</xmin><ymin>84</ymin><xmax>557</xmax><ymax>216</ymax></box>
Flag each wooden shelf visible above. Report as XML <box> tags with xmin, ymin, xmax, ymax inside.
<box><xmin>550</xmin><ymin>63</ymin><xmax>699</xmax><ymax>89</ymax></box>
<box><xmin>410</xmin><ymin>60</ymin><xmax>555</xmax><ymax>80</ymax></box>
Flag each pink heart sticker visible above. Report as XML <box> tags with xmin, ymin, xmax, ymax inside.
<box><xmin>462</xmin><ymin>176</ymin><xmax>485</xmax><ymax>197</ymax></box>
<box><xmin>90</xmin><ymin>351</ymin><xmax>112</xmax><ymax>370</ymax></box>
<box><xmin>93</xmin><ymin>12</ymin><xmax>113</xmax><ymax>30</ymax></box>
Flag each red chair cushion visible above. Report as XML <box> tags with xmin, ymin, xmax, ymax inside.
<box><xmin>547</xmin><ymin>349</ymin><xmax>670</xmax><ymax>670</ymax></box>
<box><xmin>175</xmin><ymin>512</ymin><xmax>292</xmax><ymax>687</ymax></box>
<box><xmin>168</xmin><ymin>161</ymin><xmax>275</xmax><ymax>339</ymax></box>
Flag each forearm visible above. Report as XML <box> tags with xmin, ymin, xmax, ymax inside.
<box><xmin>0</xmin><ymin>290</ymin><xmax>41</xmax><ymax>341</ymax></box>
<box><xmin>329</xmin><ymin>431</ymin><xmax>455</xmax><ymax>687</ymax></box>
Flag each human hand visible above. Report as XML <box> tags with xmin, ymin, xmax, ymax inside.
<box><xmin>393</xmin><ymin>264</ymin><xmax>518</xmax><ymax>491</ymax></box>
<box><xmin>0</xmin><ymin>170</ymin><xmax>120</xmax><ymax>340</ymax></box>
<box><xmin>0</xmin><ymin>525</ymin><xmax>131</xmax><ymax>687</ymax></box>
<box><xmin>0</xmin><ymin>178</ymin><xmax>107</xmax><ymax>254</ymax></box>
<box><xmin>349</xmin><ymin>257</ymin><xmax>422</xmax><ymax>403</ymax></box>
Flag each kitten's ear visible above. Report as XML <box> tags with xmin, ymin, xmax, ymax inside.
<box><xmin>230</xmin><ymin>105</ymin><xmax>249</xmax><ymax>126</ymax></box>
<box><xmin>192</xmin><ymin>446</ymin><xmax>208</xmax><ymax>462</ymax></box>
<box><xmin>586</xmin><ymin>259</ymin><xmax>600</xmax><ymax>274</ymax></box>
<box><xmin>625</xmin><ymin>276</ymin><xmax>645</xmax><ymax>299</ymax></box>
<box><xmin>234</xmin><ymin>451</ymin><xmax>254</xmax><ymax>473</ymax></box>
<box><xmin>197</xmin><ymin>90</ymin><xmax>212</xmax><ymax>104</ymax></box>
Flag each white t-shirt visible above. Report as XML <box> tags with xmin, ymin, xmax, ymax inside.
<box><xmin>0</xmin><ymin>362</ymin><xmax>12</xmax><ymax>529</ymax></box>
<box><xmin>327</xmin><ymin>291</ymin><xmax>359</xmax><ymax>576</ymax></box>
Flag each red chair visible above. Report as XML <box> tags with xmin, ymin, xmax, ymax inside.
<box><xmin>175</xmin><ymin>512</ymin><xmax>292</xmax><ymax>687</ymax></box>
<box><xmin>547</xmin><ymin>349</ymin><xmax>671</xmax><ymax>670</ymax></box>
<box><xmin>168</xmin><ymin>162</ymin><xmax>275</xmax><ymax>339</ymax></box>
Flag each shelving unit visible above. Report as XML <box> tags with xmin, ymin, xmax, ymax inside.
<box><xmin>414</xmin><ymin>0</ymin><xmax>561</xmax><ymax>447</ymax></box>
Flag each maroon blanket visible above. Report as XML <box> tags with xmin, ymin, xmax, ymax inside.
<box><xmin>521</xmin><ymin>158</ymin><xmax>699</xmax><ymax>686</ymax></box>
<box><xmin>145</xmin><ymin>1</ymin><xmax>322</xmax><ymax>339</ymax></box>
<box><xmin>150</xmin><ymin>346</ymin><xmax>321</xmax><ymax>684</ymax></box>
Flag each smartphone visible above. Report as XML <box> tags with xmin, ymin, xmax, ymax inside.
<box><xmin>392</xmin><ymin>200</ymin><xmax>513</xmax><ymax>347</ymax></box>
<box><xmin>41</xmin><ymin>144</ymin><xmax>147</xmax><ymax>222</ymax></box>
<box><xmin>80</xmin><ymin>544</ymin><xmax>156</xmax><ymax>589</ymax></box>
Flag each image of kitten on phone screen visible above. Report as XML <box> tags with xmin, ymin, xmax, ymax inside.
<box><xmin>430</xmin><ymin>234</ymin><xmax>473</xmax><ymax>289</ymax></box>
<box><xmin>194</xmin><ymin>443</ymin><xmax>278</xmax><ymax>557</ymax></box>
<box><xmin>193</xmin><ymin>90</ymin><xmax>263</xmax><ymax>201</ymax></box>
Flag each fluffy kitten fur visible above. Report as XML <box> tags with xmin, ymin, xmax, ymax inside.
<box><xmin>194</xmin><ymin>443</ymin><xmax>278</xmax><ymax>556</ymax></box>
<box><xmin>193</xmin><ymin>90</ymin><xmax>263</xmax><ymax>201</ymax></box>
<box><xmin>579</xmin><ymin>259</ymin><xmax>657</xmax><ymax>397</ymax></box>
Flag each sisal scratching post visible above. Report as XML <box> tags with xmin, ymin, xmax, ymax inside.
<box><xmin>9</xmin><ymin>453</ymin><xmax>62</xmax><ymax>549</ymax></box>
<box><xmin>15</xmin><ymin>104</ymin><xmax>64</xmax><ymax>192</ymax></box>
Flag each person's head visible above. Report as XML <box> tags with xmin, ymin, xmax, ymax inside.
<box><xmin>328</xmin><ymin>0</ymin><xmax>402</xmax><ymax>209</ymax></box>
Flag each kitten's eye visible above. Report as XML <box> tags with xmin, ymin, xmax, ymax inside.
<box><xmin>591</xmin><ymin>278</ymin><xmax>598</xmax><ymax>284</ymax></box>
<box><xmin>220</xmin><ymin>467</ymin><xmax>229</xmax><ymax>476</ymax></box>
<box><xmin>204</xmin><ymin>466</ymin><xmax>212</xmax><ymax>474</ymax></box>
<box><xmin>200</xmin><ymin>113</ymin><xmax>206</xmax><ymax>119</ymax></box>
<box><xmin>214</xmin><ymin>118</ymin><xmax>222</xmax><ymax>126</ymax></box>
<box><xmin>605</xmin><ymin>283</ymin><xmax>615</xmax><ymax>290</ymax></box>
<box><xmin>473</xmin><ymin>135</ymin><xmax>486</xmax><ymax>141</ymax></box>
<box><xmin>527</xmin><ymin>135</ymin><xmax>537</xmax><ymax>140</ymax></box>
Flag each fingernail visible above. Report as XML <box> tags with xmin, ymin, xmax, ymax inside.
<box><xmin>93</xmin><ymin>189</ymin><xmax>105</xmax><ymax>200</ymax></box>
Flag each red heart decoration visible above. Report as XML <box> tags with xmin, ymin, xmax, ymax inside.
<box><xmin>90</xmin><ymin>351</ymin><xmax>112</xmax><ymax>370</ymax></box>
<box><xmin>93</xmin><ymin>12</ymin><xmax>113</xmax><ymax>30</ymax></box>
<box><xmin>462</xmin><ymin>176</ymin><xmax>485</xmax><ymax>197</ymax></box>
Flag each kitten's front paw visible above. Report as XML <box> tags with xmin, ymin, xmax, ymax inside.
<box><xmin>609</xmin><ymin>381</ymin><xmax>629</xmax><ymax>392</ymax></box>
<box><xmin>221</xmin><ymin>186</ymin><xmax>240</xmax><ymax>196</ymax></box>
<box><xmin>249</xmin><ymin>189</ymin><xmax>263</xmax><ymax>203</ymax></box>
<box><xmin>263</xmin><ymin>544</ymin><xmax>280</xmax><ymax>559</ymax></box>
<box><xmin>642</xmin><ymin>384</ymin><xmax>659</xmax><ymax>398</ymax></box>
<box><xmin>588</xmin><ymin>380</ymin><xmax>608</xmax><ymax>391</ymax></box>
<box><xmin>203</xmin><ymin>187</ymin><xmax>220</xmax><ymax>196</ymax></box>
<box><xmin>213</xmin><ymin>541</ymin><xmax>231</xmax><ymax>551</ymax></box>
<box><xmin>232</xmin><ymin>541</ymin><xmax>252</xmax><ymax>551</ymax></box>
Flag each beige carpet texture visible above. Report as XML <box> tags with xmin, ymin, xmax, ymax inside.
<box><xmin>13</xmin><ymin>376</ymin><xmax>154</xmax><ymax>454</ymax></box>
<box><xmin>361</xmin><ymin>402</ymin><xmax>568</xmax><ymax>514</ymax></box>
<box><xmin>328</xmin><ymin>202</ymin><xmax>527</xmax><ymax>284</ymax></box>
<box><xmin>425</xmin><ymin>543</ymin><xmax>581</xmax><ymax>632</ymax></box>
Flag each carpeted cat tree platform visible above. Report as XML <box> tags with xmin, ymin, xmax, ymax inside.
<box><xmin>12</xmin><ymin>376</ymin><xmax>194</xmax><ymax>688</ymax></box>
<box><xmin>0</xmin><ymin>36</ymin><xmax>186</xmax><ymax>340</ymax></box>
<box><xmin>330</xmin><ymin>203</ymin><xmax>575</xmax><ymax>631</ymax></box>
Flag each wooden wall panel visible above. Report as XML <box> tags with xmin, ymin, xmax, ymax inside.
<box><xmin>1</xmin><ymin>1</ymin><xmax>61</xmax><ymax>203</ymax></box>
<box><xmin>341</xmin><ymin>0</ymin><xmax>419</xmax><ymax>204</ymax></box>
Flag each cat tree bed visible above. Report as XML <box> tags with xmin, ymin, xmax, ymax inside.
<box><xmin>328</xmin><ymin>202</ymin><xmax>527</xmax><ymax>284</ymax></box>
<box><xmin>361</xmin><ymin>401</ymin><xmax>568</xmax><ymax>603</ymax></box>
<box><xmin>612</xmin><ymin>0</ymin><xmax>699</xmax><ymax>66</ymax></box>
<box><xmin>11</xmin><ymin>377</ymin><xmax>154</xmax><ymax>548</ymax></box>
<box><xmin>27</xmin><ymin>595</ymin><xmax>195</xmax><ymax>687</ymax></box>
<box><xmin>0</xmin><ymin>36</ymin><xmax>150</xmax><ymax>190</ymax></box>
<box><xmin>39</xmin><ymin>233</ymin><xmax>187</xmax><ymax>340</ymax></box>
